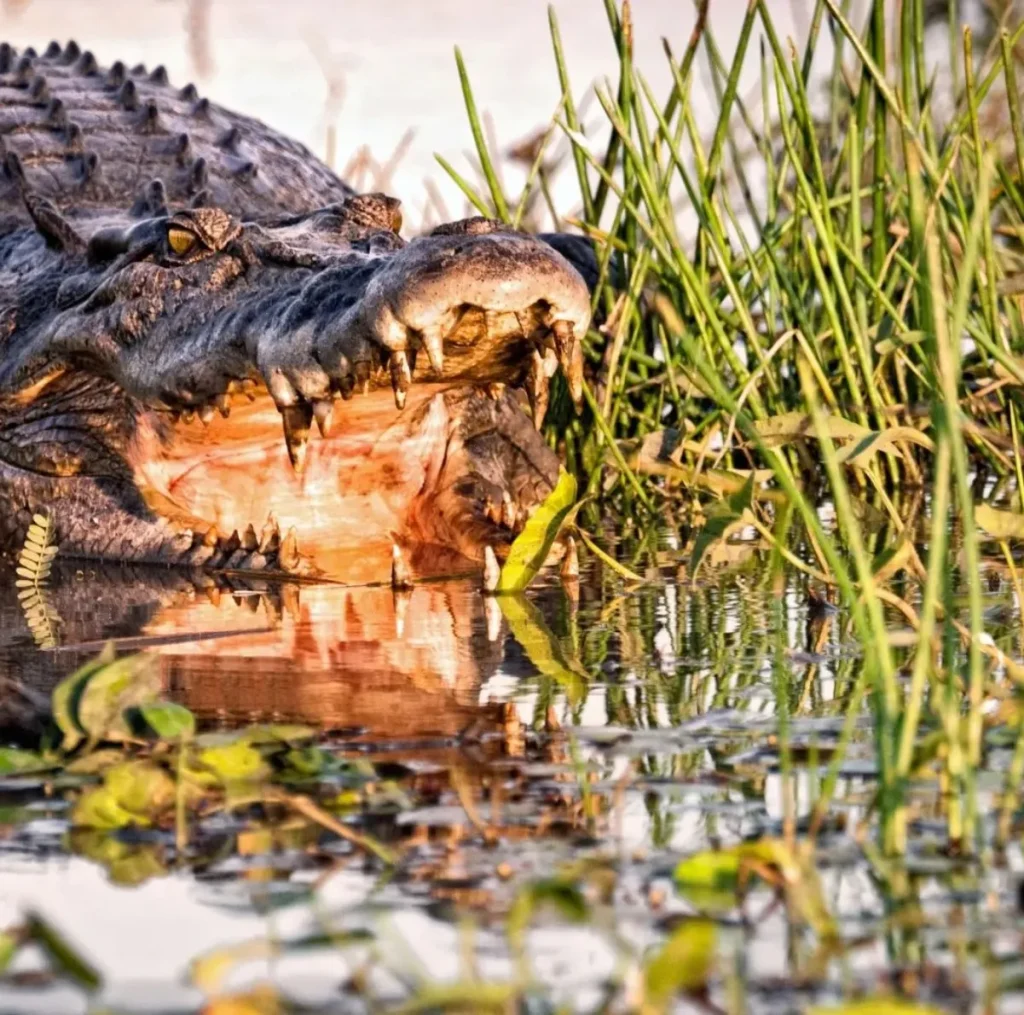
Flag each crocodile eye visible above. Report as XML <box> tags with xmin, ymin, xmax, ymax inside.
<box><xmin>391</xmin><ymin>208</ymin><xmax>403</xmax><ymax>233</ymax></box>
<box><xmin>167</xmin><ymin>226</ymin><xmax>198</xmax><ymax>256</ymax></box>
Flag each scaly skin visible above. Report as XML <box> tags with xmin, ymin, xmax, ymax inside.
<box><xmin>0</xmin><ymin>41</ymin><xmax>599</xmax><ymax>582</ymax></box>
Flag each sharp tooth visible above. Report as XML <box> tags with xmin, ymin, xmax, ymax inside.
<box><xmin>486</xmin><ymin>382</ymin><xmax>505</xmax><ymax>401</ymax></box>
<box><xmin>551</xmin><ymin>320</ymin><xmax>583</xmax><ymax>412</ymax></box>
<box><xmin>526</xmin><ymin>348</ymin><xmax>550</xmax><ymax>428</ymax></box>
<box><xmin>389</xmin><ymin>349</ymin><xmax>411</xmax><ymax>410</ymax></box>
<box><xmin>281</xmin><ymin>403</ymin><xmax>313</xmax><ymax>474</ymax></box>
<box><xmin>421</xmin><ymin>327</ymin><xmax>444</xmax><ymax>375</ymax></box>
<box><xmin>259</xmin><ymin>515</ymin><xmax>279</xmax><ymax>554</ymax></box>
<box><xmin>215</xmin><ymin>393</ymin><xmax>231</xmax><ymax>418</ymax></box>
<box><xmin>501</xmin><ymin>491</ymin><xmax>517</xmax><ymax>530</ymax></box>
<box><xmin>269</xmin><ymin>372</ymin><xmax>297</xmax><ymax>408</ymax></box>
<box><xmin>560</xmin><ymin>535</ymin><xmax>580</xmax><ymax>581</ymax></box>
<box><xmin>202</xmin><ymin>526</ymin><xmax>220</xmax><ymax>548</ymax></box>
<box><xmin>391</xmin><ymin>543</ymin><xmax>413</xmax><ymax>589</ymax></box>
<box><xmin>241</xmin><ymin>379</ymin><xmax>258</xmax><ymax>402</ymax></box>
<box><xmin>242</xmin><ymin>524</ymin><xmax>259</xmax><ymax>552</ymax></box>
<box><xmin>198</xmin><ymin>404</ymin><xmax>216</xmax><ymax>425</ymax></box>
<box><xmin>220</xmin><ymin>529</ymin><xmax>241</xmax><ymax>555</ymax></box>
<box><xmin>482</xmin><ymin>545</ymin><xmax>501</xmax><ymax>594</ymax></box>
<box><xmin>313</xmin><ymin>399</ymin><xmax>334</xmax><ymax>438</ymax></box>
<box><xmin>181</xmin><ymin>409</ymin><xmax>195</xmax><ymax>425</ymax></box>
<box><xmin>484</xmin><ymin>595</ymin><xmax>503</xmax><ymax>643</ymax></box>
<box><xmin>279</xmin><ymin>527</ymin><xmax>300</xmax><ymax>572</ymax></box>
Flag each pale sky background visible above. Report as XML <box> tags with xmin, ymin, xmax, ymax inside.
<box><xmin>0</xmin><ymin>0</ymin><xmax>818</xmax><ymax>225</ymax></box>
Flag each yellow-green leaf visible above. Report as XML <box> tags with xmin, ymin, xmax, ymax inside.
<box><xmin>807</xmin><ymin>1000</ymin><xmax>946</xmax><ymax>1015</ymax></box>
<box><xmin>977</xmin><ymin>503</ymin><xmax>1024</xmax><ymax>540</ymax></box>
<box><xmin>496</xmin><ymin>469</ymin><xmax>577</xmax><ymax>592</ymax></box>
<box><xmin>643</xmin><ymin>919</ymin><xmax>716</xmax><ymax>1011</ymax></box>
<box><xmin>52</xmin><ymin>643</ymin><xmax>116</xmax><ymax>751</ymax></box>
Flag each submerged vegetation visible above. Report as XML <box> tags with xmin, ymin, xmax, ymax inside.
<box><xmin>9</xmin><ymin>0</ymin><xmax>1024</xmax><ymax>1012</ymax></box>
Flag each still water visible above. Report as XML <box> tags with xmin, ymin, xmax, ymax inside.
<box><xmin>0</xmin><ymin>535</ymin><xmax>1022</xmax><ymax>1012</ymax></box>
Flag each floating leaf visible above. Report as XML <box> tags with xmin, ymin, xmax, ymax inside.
<box><xmin>496</xmin><ymin>469</ymin><xmax>577</xmax><ymax>592</ymax></box>
<box><xmin>0</xmin><ymin>747</ymin><xmax>53</xmax><ymax>776</ymax></box>
<box><xmin>198</xmin><ymin>741</ymin><xmax>268</xmax><ymax>784</ymax></box>
<box><xmin>24</xmin><ymin>911</ymin><xmax>101</xmax><ymax>990</ymax></box>
<box><xmin>72</xmin><ymin>761</ymin><xmax>175</xmax><ymax>829</ymax></box>
<box><xmin>51</xmin><ymin>643</ymin><xmax>116</xmax><ymax>751</ymax></box>
<box><xmin>131</xmin><ymin>701</ymin><xmax>196</xmax><ymax>742</ymax></box>
<box><xmin>201</xmin><ymin>986</ymin><xmax>282</xmax><ymax>1015</ymax></box>
<box><xmin>689</xmin><ymin>474</ymin><xmax>756</xmax><ymax>581</ymax></box>
<box><xmin>75</xmin><ymin>653</ymin><xmax>162</xmax><ymax>742</ymax></box>
<box><xmin>507</xmin><ymin>878</ymin><xmax>589</xmax><ymax>951</ymax></box>
<box><xmin>837</xmin><ymin>426</ymin><xmax>934</xmax><ymax>467</ymax></box>
<box><xmin>643</xmin><ymin>919</ymin><xmax>717</xmax><ymax>1011</ymax></box>
<box><xmin>673</xmin><ymin>839</ymin><xmax>835</xmax><ymax>938</ymax></box>
<box><xmin>807</xmin><ymin>1001</ymin><xmax>946</xmax><ymax>1015</ymax></box>
<box><xmin>977</xmin><ymin>503</ymin><xmax>1024</xmax><ymax>541</ymax></box>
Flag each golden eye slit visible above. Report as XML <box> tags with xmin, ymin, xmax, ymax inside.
<box><xmin>167</xmin><ymin>226</ymin><xmax>198</xmax><ymax>256</ymax></box>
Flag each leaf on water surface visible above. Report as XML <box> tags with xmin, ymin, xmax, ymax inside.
<box><xmin>198</xmin><ymin>740</ymin><xmax>269</xmax><ymax>784</ymax></box>
<box><xmin>807</xmin><ymin>1000</ymin><xmax>946</xmax><ymax>1015</ymax></box>
<box><xmin>191</xmin><ymin>940</ymin><xmax>278</xmax><ymax>994</ymax></box>
<box><xmin>24</xmin><ymin>910</ymin><xmax>101</xmax><ymax>990</ymax></box>
<box><xmin>75</xmin><ymin>652</ymin><xmax>162</xmax><ymax>742</ymax></box>
<box><xmin>507</xmin><ymin>877</ymin><xmax>589</xmax><ymax>951</ymax></box>
<box><xmin>496</xmin><ymin>468</ymin><xmax>577</xmax><ymax>592</ymax></box>
<box><xmin>72</xmin><ymin>760</ymin><xmax>176</xmax><ymax>830</ymax></box>
<box><xmin>977</xmin><ymin>503</ymin><xmax>1024</xmax><ymax>541</ymax></box>
<box><xmin>642</xmin><ymin>918</ymin><xmax>716</xmax><ymax>1011</ymax></box>
<box><xmin>391</xmin><ymin>983</ymin><xmax>515</xmax><ymax>1014</ymax></box>
<box><xmin>498</xmin><ymin>594</ymin><xmax>589</xmax><ymax>704</ymax></box>
<box><xmin>0</xmin><ymin>931</ymin><xmax>16</xmax><ymax>975</ymax></box>
<box><xmin>689</xmin><ymin>473</ymin><xmax>755</xmax><ymax>581</ymax></box>
<box><xmin>71</xmin><ymin>830</ymin><xmax>168</xmax><ymax>887</ymax></box>
<box><xmin>201</xmin><ymin>985</ymin><xmax>283</xmax><ymax>1015</ymax></box>
<box><xmin>673</xmin><ymin>840</ymin><xmax>835</xmax><ymax>938</ymax></box>
<box><xmin>0</xmin><ymin>747</ymin><xmax>53</xmax><ymax>775</ymax></box>
<box><xmin>130</xmin><ymin>701</ymin><xmax>196</xmax><ymax>741</ymax></box>
<box><xmin>51</xmin><ymin>642</ymin><xmax>116</xmax><ymax>750</ymax></box>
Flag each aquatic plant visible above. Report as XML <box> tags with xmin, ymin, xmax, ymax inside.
<box><xmin>441</xmin><ymin>0</ymin><xmax>1024</xmax><ymax>856</ymax></box>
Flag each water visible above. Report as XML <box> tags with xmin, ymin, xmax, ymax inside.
<box><xmin>2</xmin><ymin>537</ymin><xmax>1023</xmax><ymax>1012</ymax></box>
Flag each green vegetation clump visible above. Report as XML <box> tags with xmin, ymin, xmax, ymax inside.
<box><xmin>445</xmin><ymin>0</ymin><xmax>1024</xmax><ymax>855</ymax></box>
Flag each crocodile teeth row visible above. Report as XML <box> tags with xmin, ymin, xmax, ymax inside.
<box><xmin>182</xmin><ymin>513</ymin><xmax>304</xmax><ymax>574</ymax></box>
<box><xmin>171</xmin><ymin>318</ymin><xmax>583</xmax><ymax>475</ymax></box>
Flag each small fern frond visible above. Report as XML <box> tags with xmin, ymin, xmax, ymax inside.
<box><xmin>15</xmin><ymin>512</ymin><xmax>60</xmax><ymax>649</ymax></box>
<box><xmin>16</xmin><ymin>513</ymin><xmax>58</xmax><ymax>588</ymax></box>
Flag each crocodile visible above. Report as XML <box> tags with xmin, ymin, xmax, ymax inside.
<box><xmin>0</xmin><ymin>40</ymin><xmax>598</xmax><ymax>584</ymax></box>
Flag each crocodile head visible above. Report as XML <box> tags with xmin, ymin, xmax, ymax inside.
<box><xmin>0</xmin><ymin>193</ymin><xmax>594</xmax><ymax>582</ymax></box>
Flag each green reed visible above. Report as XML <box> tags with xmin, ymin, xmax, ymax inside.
<box><xmin>443</xmin><ymin>0</ymin><xmax>1024</xmax><ymax>855</ymax></box>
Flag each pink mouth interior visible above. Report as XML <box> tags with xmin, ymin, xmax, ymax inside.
<box><xmin>133</xmin><ymin>386</ymin><xmax>455</xmax><ymax>583</ymax></box>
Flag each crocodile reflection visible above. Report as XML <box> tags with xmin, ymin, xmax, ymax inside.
<box><xmin>0</xmin><ymin>563</ymin><xmax>510</xmax><ymax>739</ymax></box>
